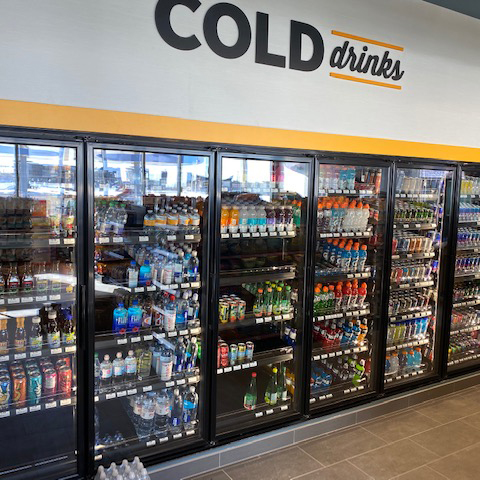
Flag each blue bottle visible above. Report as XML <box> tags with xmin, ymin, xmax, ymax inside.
<box><xmin>331</xmin><ymin>203</ymin><xmax>340</xmax><ymax>232</ymax></box>
<box><xmin>413</xmin><ymin>348</ymin><xmax>422</xmax><ymax>370</ymax></box>
<box><xmin>341</xmin><ymin>245</ymin><xmax>352</xmax><ymax>273</ymax></box>
<box><xmin>340</xmin><ymin>321</ymin><xmax>353</xmax><ymax>345</ymax></box>
<box><xmin>127</xmin><ymin>299</ymin><xmax>143</xmax><ymax>332</ymax></box>
<box><xmin>357</xmin><ymin>245</ymin><xmax>368</xmax><ymax>272</ymax></box>
<box><xmin>339</xmin><ymin>169</ymin><xmax>348</xmax><ymax>190</ymax></box>
<box><xmin>347</xmin><ymin>168</ymin><xmax>356</xmax><ymax>190</ymax></box>
<box><xmin>176</xmin><ymin>292</ymin><xmax>189</xmax><ymax>330</ymax></box>
<box><xmin>113</xmin><ymin>302</ymin><xmax>128</xmax><ymax>334</ymax></box>
<box><xmin>320</xmin><ymin>370</ymin><xmax>332</xmax><ymax>391</ymax></box>
<box><xmin>139</xmin><ymin>259</ymin><xmax>152</xmax><ymax>286</ymax></box>
<box><xmin>350</xmin><ymin>243</ymin><xmax>360</xmax><ymax>272</ymax></box>
<box><xmin>350</xmin><ymin>320</ymin><xmax>361</xmax><ymax>345</ymax></box>
<box><xmin>406</xmin><ymin>350</ymin><xmax>415</xmax><ymax>373</ymax></box>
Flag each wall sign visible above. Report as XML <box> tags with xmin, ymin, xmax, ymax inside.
<box><xmin>155</xmin><ymin>0</ymin><xmax>405</xmax><ymax>89</ymax></box>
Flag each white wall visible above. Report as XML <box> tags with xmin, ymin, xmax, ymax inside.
<box><xmin>0</xmin><ymin>0</ymin><xmax>479</xmax><ymax>147</ymax></box>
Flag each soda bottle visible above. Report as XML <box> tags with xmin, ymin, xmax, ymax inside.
<box><xmin>14</xmin><ymin>317</ymin><xmax>26</xmax><ymax>353</ymax></box>
<box><xmin>21</xmin><ymin>263</ymin><xmax>34</xmax><ymax>293</ymax></box>
<box><xmin>29</xmin><ymin>316</ymin><xmax>43</xmax><ymax>351</ymax></box>
<box><xmin>155</xmin><ymin>389</ymin><xmax>170</xmax><ymax>435</ymax></box>
<box><xmin>7</xmin><ymin>264</ymin><xmax>20</xmax><ymax>295</ymax></box>
<box><xmin>253</xmin><ymin>288</ymin><xmax>265</xmax><ymax>317</ymax></box>
<box><xmin>47</xmin><ymin>310</ymin><xmax>61</xmax><ymax>348</ymax></box>
<box><xmin>100</xmin><ymin>354</ymin><xmax>113</xmax><ymax>390</ymax></box>
<box><xmin>244</xmin><ymin>372</ymin><xmax>257</xmax><ymax>410</ymax></box>
<box><xmin>112</xmin><ymin>352</ymin><xmax>125</xmax><ymax>385</ymax></box>
<box><xmin>265</xmin><ymin>367</ymin><xmax>278</xmax><ymax>405</ymax></box>
<box><xmin>273</xmin><ymin>287</ymin><xmax>283</xmax><ymax>315</ymax></box>
<box><xmin>138</xmin><ymin>395</ymin><xmax>155</xmax><ymax>437</ymax></box>
<box><xmin>183</xmin><ymin>385</ymin><xmax>198</xmax><ymax>430</ymax></box>
<box><xmin>62</xmin><ymin>310</ymin><xmax>76</xmax><ymax>345</ymax></box>
<box><xmin>125</xmin><ymin>350</ymin><xmax>137</xmax><ymax>383</ymax></box>
<box><xmin>277</xmin><ymin>365</ymin><xmax>288</xmax><ymax>402</ymax></box>
<box><xmin>170</xmin><ymin>388</ymin><xmax>183</xmax><ymax>434</ymax></box>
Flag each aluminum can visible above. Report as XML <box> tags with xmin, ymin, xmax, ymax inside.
<box><xmin>219</xmin><ymin>302</ymin><xmax>229</xmax><ymax>324</ymax></box>
<box><xmin>58</xmin><ymin>366</ymin><xmax>72</xmax><ymax>399</ymax></box>
<box><xmin>0</xmin><ymin>374</ymin><xmax>10</xmax><ymax>409</ymax></box>
<box><xmin>57</xmin><ymin>355</ymin><xmax>71</xmax><ymax>368</ymax></box>
<box><xmin>219</xmin><ymin>343</ymin><xmax>229</xmax><ymax>368</ymax></box>
<box><xmin>237</xmin><ymin>343</ymin><xmax>246</xmax><ymax>364</ymax></box>
<box><xmin>229</xmin><ymin>300</ymin><xmax>238</xmax><ymax>322</ymax></box>
<box><xmin>27</xmin><ymin>371</ymin><xmax>42</xmax><ymax>406</ymax></box>
<box><xmin>237</xmin><ymin>300</ymin><xmax>246</xmax><ymax>321</ymax></box>
<box><xmin>229</xmin><ymin>344</ymin><xmax>238</xmax><ymax>366</ymax></box>
<box><xmin>246</xmin><ymin>341</ymin><xmax>254</xmax><ymax>361</ymax></box>
<box><xmin>55</xmin><ymin>360</ymin><xmax>67</xmax><ymax>372</ymax></box>
<box><xmin>12</xmin><ymin>373</ymin><xmax>26</xmax><ymax>408</ymax></box>
<box><xmin>43</xmin><ymin>368</ymin><xmax>57</xmax><ymax>397</ymax></box>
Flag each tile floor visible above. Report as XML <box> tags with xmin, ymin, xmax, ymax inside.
<box><xmin>187</xmin><ymin>384</ymin><xmax>480</xmax><ymax>480</ymax></box>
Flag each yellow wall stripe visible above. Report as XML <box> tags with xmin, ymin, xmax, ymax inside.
<box><xmin>331</xmin><ymin>30</ymin><xmax>404</xmax><ymax>51</ymax></box>
<box><xmin>330</xmin><ymin>73</ymin><xmax>402</xmax><ymax>90</ymax></box>
<box><xmin>0</xmin><ymin>99</ymin><xmax>479</xmax><ymax>162</ymax></box>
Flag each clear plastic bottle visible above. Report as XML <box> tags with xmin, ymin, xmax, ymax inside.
<box><xmin>127</xmin><ymin>300</ymin><xmax>143</xmax><ymax>332</ymax></box>
<box><xmin>155</xmin><ymin>388</ymin><xmax>170</xmax><ymax>435</ymax></box>
<box><xmin>127</xmin><ymin>261</ymin><xmax>139</xmax><ymax>288</ymax></box>
<box><xmin>29</xmin><ymin>316</ymin><xmax>43</xmax><ymax>351</ymax></box>
<box><xmin>174</xmin><ymin>251</ymin><xmax>185</xmax><ymax>284</ymax></box>
<box><xmin>188</xmin><ymin>293</ymin><xmax>200</xmax><ymax>324</ymax></box>
<box><xmin>187</xmin><ymin>251</ymin><xmax>200</xmax><ymax>282</ymax></box>
<box><xmin>137</xmin><ymin>395</ymin><xmax>155</xmax><ymax>437</ymax></box>
<box><xmin>256</xmin><ymin>205</ymin><xmax>267</xmax><ymax>233</ymax></box>
<box><xmin>94</xmin><ymin>353</ymin><xmax>101</xmax><ymax>394</ymax></box>
<box><xmin>125</xmin><ymin>350</ymin><xmax>137</xmax><ymax>384</ymax></box>
<box><xmin>173</xmin><ymin>338</ymin><xmax>186</xmax><ymax>379</ymax></box>
<box><xmin>170</xmin><ymin>388</ymin><xmax>183</xmax><ymax>434</ymax></box>
<box><xmin>112</xmin><ymin>352</ymin><xmax>125</xmax><ymax>385</ymax></box>
<box><xmin>182</xmin><ymin>386</ymin><xmax>198</xmax><ymax>430</ymax></box>
<box><xmin>159</xmin><ymin>344</ymin><xmax>173</xmax><ymax>381</ymax></box>
<box><xmin>113</xmin><ymin>303</ymin><xmax>128</xmax><ymax>334</ymax></box>
<box><xmin>175</xmin><ymin>292</ymin><xmax>189</xmax><ymax>330</ymax></box>
<box><xmin>100</xmin><ymin>354</ymin><xmax>113</xmax><ymax>390</ymax></box>
<box><xmin>238</xmin><ymin>205</ymin><xmax>249</xmax><ymax>233</ymax></box>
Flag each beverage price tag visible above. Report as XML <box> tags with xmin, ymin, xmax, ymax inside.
<box><xmin>143</xmin><ymin>335</ymin><xmax>153</xmax><ymax>341</ymax></box>
<box><xmin>14</xmin><ymin>353</ymin><xmax>26</xmax><ymax>360</ymax></box>
<box><xmin>186</xmin><ymin>430</ymin><xmax>195</xmax><ymax>436</ymax></box>
<box><xmin>188</xmin><ymin>376</ymin><xmax>199</xmax><ymax>383</ymax></box>
<box><xmin>64</xmin><ymin>238</ymin><xmax>75</xmax><ymax>245</ymax></box>
<box><xmin>95</xmin><ymin>455</ymin><xmax>103</xmax><ymax>461</ymax></box>
<box><xmin>0</xmin><ymin>411</ymin><xmax>10</xmax><ymax>418</ymax></box>
<box><xmin>321</xmin><ymin>354</ymin><xmax>328</xmax><ymax>359</ymax></box>
<box><xmin>287</xmin><ymin>231</ymin><xmax>295</xmax><ymax>236</ymax></box>
<box><xmin>250</xmin><ymin>361</ymin><xmax>257</xmax><ymax>367</ymax></box>
<box><xmin>177</xmin><ymin>378</ymin><xmax>186</xmax><ymax>384</ymax></box>
<box><xmin>116</xmin><ymin>391</ymin><xmax>127</xmax><ymax>397</ymax></box>
<box><xmin>344</xmin><ymin>389</ymin><xmax>351</xmax><ymax>394</ymax></box>
<box><xmin>243</xmin><ymin>232</ymin><xmax>251</xmax><ymax>238</ymax></box>
<box><xmin>256</xmin><ymin>318</ymin><xmax>264</xmax><ymax>324</ymax></box>
<box><xmin>131</xmin><ymin>337</ymin><xmax>141</xmax><ymax>343</ymax></box>
<box><xmin>165</xmin><ymin>381</ymin><xmax>175</xmax><ymax>387</ymax></box>
<box><xmin>274</xmin><ymin>315</ymin><xmax>282</xmax><ymax>321</ymax></box>
<box><xmin>16</xmin><ymin>408</ymin><xmax>27</xmax><ymax>415</ymax></box>
<box><xmin>50</xmin><ymin>295</ymin><xmax>61</xmax><ymax>301</ymax></box>
<box><xmin>233</xmin><ymin>365</ymin><xmax>241</xmax><ymax>371</ymax></box>
<box><xmin>30</xmin><ymin>351</ymin><xmax>42</xmax><ymax>357</ymax></box>
<box><xmin>8</xmin><ymin>298</ymin><xmax>19</xmax><ymax>304</ymax></box>
<box><xmin>280</xmin><ymin>405</ymin><xmax>289</xmax><ymax>411</ymax></box>
<box><xmin>185</xmin><ymin>235</ymin><xmax>194</xmax><ymax>240</ymax></box>
<box><xmin>309</xmin><ymin>398</ymin><xmax>316</xmax><ymax>403</ymax></box>
<box><xmin>190</xmin><ymin>282</ymin><xmax>201</xmax><ymax>288</ymax></box>
<box><xmin>60</xmin><ymin>398</ymin><xmax>72</xmax><ymax>406</ymax></box>
<box><xmin>46</xmin><ymin>401</ymin><xmax>57</xmax><ymax>409</ymax></box>
<box><xmin>106</xmin><ymin>393</ymin><xmax>116</xmax><ymax>400</ymax></box>
<box><xmin>146</xmin><ymin>440</ymin><xmax>156</xmax><ymax>447</ymax></box>
<box><xmin>223</xmin><ymin>367</ymin><xmax>232</xmax><ymax>373</ymax></box>
<box><xmin>167</xmin><ymin>235</ymin><xmax>176</xmax><ymax>241</ymax></box>
<box><xmin>50</xmin><ymin>348</ymin><xmax>62</xmax><ymax>355</ymax></box>
<box><xmin>139</xmin><ymin>236</ymin><xmax>149</xmax><ymax>242</ymax></box>
<box><xmin>117</xmin><ymin>338</ymin><xmax>127</xmax><ymax>345</ymax></box>
<box><xmin>49</xmin><ymin>238</ymin><xmax>61</xmax><ymax>245</ymax></box>
<box><xmin>173</xmin><ymin>433</ymin><xmax>182</xmax><ymax>440</ymax></box>
<box><xmin>36</xmin><ymin>296</ymin><xmax>47</xmax><ymax>301</ymax></box>
<box><xmin>264</xmin><ymin>317</ymin><xmax>272</xmax><ymax>323</ymax></box>
<box><xmin>190</xmin><ymin>327</ymin><xmax>201</xmax><ymax>335</ymax></box>
<box><xmin>242</xmin><ymin>363</ymin><xmax>249</xmax><ymax>369</ymax></box>
<box><xmin>29</xmin><ymin>405</ymin><xmax>41</xmax><ymax>412</ymax></box>
<box><xmin>147</xmin><ymin>286</ymin><xmax>156</xmax><ymax>292</ymax></box>
<box><xmin>252</xmin><ymin>232</ymin><xmax>260</xmax><ymax>237</ymax></box>
<box><xmin>99</xmin><ymin>237</ymin><xmax>109</xmax><ymax>244</ymax></box>
<box><xmin>217</xmin><ymin>369</ymin><xmax>223</xmax><ymax>374</ymax></box>
<box><xmin>255</xmin><ymin>412</ymin><xmax>264</xmax><ymax>418</ymax></box>
<box><xmin>313</xmin><ymin>355</ymin><xmax>320</xmax><ymax>361</ymax></box>
<box><xmin>22</xmin><ymin>297</ymin><xmax>34</xmax><ymax>303</ymax></box>
<box><xmin>159</xmin><ymin>437</ymin><xmax>169</xmax><ymax>443</ymax></box>
<box><xmin>134</xmin><ymin>287</ymin><xmax>144</xmax><ymax>293</ymax></box>
<box><xmin>65</xmin><ymin>346</ymin><xmax>76</xmax><ymax>353</ymax></box>
<box><xmin>266</xmin><ymin>409</ymin><xmax>274</xmax><ymax>415</ymax></box>
<box><xmin>415</xmin><ymin>224</ymin><xmax>421</xmax><ymax>228</ymax></box>
<box><xmin>168</xmin><ymin>331</ymin><xmax>177</xmax><ymax>337</ymax></box>
<box><xmin>113</xmin><ymin>237</ymin><xmax>123</xmax><ymax>243</ymax></box>
<box><xmin>179</xmin><ymin>330</ymin><xmax>188</xmax><ymax>336</ymax></box>
<box><xmin>94</xmin><ymin>396</ymin><xmax>99</xmax><ymax>402</ymax></box>
<box><xmin>180</xmin><ymin>283</ymin><xmax>189</xmax><ymax>289</ymax></box>
<box><xmin>221</xmin><ymin>233</ymin><xmax>229</xmax><ymax>239</ymax></box>
<box><xmin>403</xmin><ymin>224</ymin><xmax>409</xmax><ymax>228</ymax></box>
<box><xmin>260</xmin><ymin>232</ymin><xmax>268</xmax><ymax>237</ymax></box>
<box><xmin>143</xmin><ymin>385</ymin><xmax>153</xmax><ymax>392</ymax></box>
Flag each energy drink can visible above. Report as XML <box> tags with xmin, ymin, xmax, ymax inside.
<box><xmin>12</xmin><ymin>373</ymin><xmax>26</xmax><ymax>408</ymax></box>
<box><xmin>229</xmin><ymin>344</ymin><xmax>238</xmax><ymax>366</ymax></box>
<box><xmin>237</xmin><ymin>343</ymin><xmax>246</xmax><ymax>364</ymax></box>
<box><xmin>246</xmin><ymin>341</ymin><xmax>254</xmax><ymax>361</ymax></box>
<box><xmin>237</xmin><ymin>300</ymin><xmax>246</xmax><ymax>321</ymax></box>
<box><xmin>229</xmin><ymin>300</ymin><xmax>238</xmax><ymax>322</ymax></box>
<box><xmin>219</xmin><ymin>302</ymin><xmax>229</xmax><ymax>324</ymax></box>
<box><xmin>27</xmin><ymin>371</ymin><xmax>42</xmax><ymax>406</ymax></box>
<box><xmin>219</xmin><ymin>343</ymin><xmax>229</xmax><ymax>368</ymax></box>
<box><xmin>43</xmin><ymin>368</ymin><xmax>57</xmax><ymax>397</ymax></box>
<box><xmin>58</xmin><ymin>366</ymin><xmax>72</xmax><ymax>399</ymax></box>
<box><xmin>0</xmin><ymin>374</ymin><xmax>10</xmax><ymax>409</ymax></box>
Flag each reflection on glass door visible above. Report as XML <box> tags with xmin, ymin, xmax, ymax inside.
<box><xmin>310</xmin><ymin>163</ymin><xmax>388</xmax><ymax>407</ymax></box>
<box><xmin>0</xmin><ymin>141</ymin><xmax>78</xmax><ymax>477</ymax></box>
<box><xmin>92</xmin><ymin>147</ymin><xmax>209</xmax><ymax>467</ymax></box>
<box><xmin>385</xmin><ymin>167</ymin><xmax>451</xmax><ymax>387</ymax></box>
<box><xmin>215</xmin><ymin>155</ymin><xmax>309</xmax><ymax>436</ymax></box>
<box><xmin>448</xmin><ymin>171</ymin><xmax>480</xmax><ymax>371</ymax></box>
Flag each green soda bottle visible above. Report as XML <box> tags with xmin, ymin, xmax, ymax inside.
<box><xmin>272</xmin><ymin>287</ymin><xmax>283</xmax><ymax>315</ymax></box>
<box><xmin>276</xmin><ymin>365</ymin><xmax>288</xmax><ymax>402</ymax></box>
<box><xmin>265</xmin><ymin>367</ymin><xmax>278</xmax><ymax>405</ymax></box>
<box><xmin>281</xmin><ymin>286</ymin><xmax>292</xmax><ymax>314</ymax></box>
<box><xmin>253</xmin><ymin>288</ymin><xmax>265</xmax><ymax>317</ymax></box>
<box><xmin>244</xmin><ymin>372</ymin><xmax>257</xmax><ymax>410</ymax></box>
<box><xmin>264</xmin><ymin>287</ymin><xmax>273</xmax><ymax>317</ymax></box>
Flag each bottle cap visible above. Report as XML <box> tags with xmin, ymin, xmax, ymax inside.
<box><xmin>116</xmin><ymin>352</ymin><xmax>122</xmax><ymax>358</ymax></box>
<box><xmin>189</xmin><ymin>385</ymin><xmax>196</xmax><ymax>393</ymax></box>
<box><xmin>258</xmin><ymin>288</ymin><xmax>264</xmax><ymax>294</ymax></box>
<box><xmin>329</xmin><ymin>285</ymin><xmax>334</xmax><ymax>291</ymax></box>
<box><xmin>104</xmin><ymin>354</ymin><xmax>110</xmax><ymax>361</ymax></box>
<box><xmin>333</xmin><ymin>203</ymin><xmax>339</xmax><ymax>208</ymax></box>
<box><xmin>252</xmin><ymin>372</ymin><xmax>257</xmax><ymax>377</ymax></box>
<box><xmin>118</xmin><ymin>303</ymin><xmax>124</xmax><ymax>308</ymax></box>
<box><xmin>363</xmin><ymin>204</ymin><xmax>370</xmax><ymax>209</ymax></box>
<box><xmin>32</xmin><ymin>316</ymin><xmax>41</xmax><ymax>324</ymax></box>
<box><xmin>345</xmin><ymin>245</ymin><xmax>351</xmax><ymax>251</ymax></box>
<box><xmin>322</xmin><ymin>286</ymin><xmax>328</xmax><ymax>292</ymax></box>
<box><xmin>326</xmin><ymin>202</ymin><xmax>332</xmax><ymax>208</ymax></box>
<box><xmin>353</xmin><ymin>242</ymin><xmax>360</xmax><ymax>250</ymax></box>
<box><xmin>128</xmin><ymin>350</ymin><xmax>134</xmax><ymax>356</ymax></box>
<box><xmin>361</xmin><ymin>245</ymin><xmax>367</xmax><ymax>250</ymax></box>
<box><xmin>48</xmin><ymin>311</ymin><xmax>57</xmax><ymax>319</ymax></box>
<box><xmin>130</xmin><ymin>260</ymin><xmax>136</xmax><ymax>266</ymax></box>
<box><xmin>272</xmin><ymin>367</ymin><xmax>278</xmax><ymax>373</ymax></box>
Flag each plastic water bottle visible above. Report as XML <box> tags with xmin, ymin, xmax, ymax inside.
<box><xmin>256</xmin><ymin>205</ymin><xmax>267</xmax><ymax>233</ymax></box>
<box><xmin>182</xmin><ymin>386</ymin><xmax>198</xmax><ymax>430</ymax></box>
<box><xmin>163</xmin><ymin>295</ymin><xmax>176</xmax><ymax>332</ymax></box>
<box><xmin>127</xmin><ymin>300</ymin><xmax>143</xmax><ymax>332</ymax></box>
<box><xmin>113</xmin><ymin>303</ymin><xmax>128</xmax><ymax>334</ymax></box>
<box><xmin>155</xmin><ymin>389</ymin><xmax>170</xmax><ymax>435</ymax></box>
<box><xmin>127</xmin><ymin>261</ymin><xmax>139</xmax><ymax>288</ymax></box>
<box><xmin>138</xmin><ymin>395</ymin><xmax>155</xmax><ymax>437</ymax></box>
<box><xmin>94</xmin><ymin>353</ymin><xmax>101</xmax><ymax>394</ymax></box>
<box><xmin>187</xmin><ymin>251</ymin><xmax>200</xmax><ymax>282</ymax></box>
<box><xmin>125</xmin><ymin>350</ymin><xmax>137</xmax><ymax>383</ymax></box>
<box><xmin>112</xmin><ymin>352</ymin><xmax>125</xmax><ymax>385</ymax></box>
<box><xmin>162</xmin><ymin>254</ymin><xmax>174</xmax><ymax>285</ymax></box>
<box><xmin>188</xmin><ymin>293</ymin><xmax>200</xmax><ymax>324</ymax></box>
<box><xmin>338</xmin><ymin>168</ymin><xmax>348</xmax><ymax>189</ymax></box>
<box><xmin>139</xmin><ymin>260</ymin><xmax>152</xmax><ymax>287</ymax></box>
<box><xmin>100</xmin><ymin>354</ymin><xmax>113</xmax><ymax>390</ymax></box>
<box><xmin>170</xmin><ymin>388</ymin><xmax>183</xmax><ymax>434</ymax></box>
<box><xmin>247</xmin><ymin>205</ymin><xmax>258</xmax><ymax>233</ymax></box>
<box><xmin>174</xmin><ymin>251</ymin><xmax>185</xmax><ymax>284</ymax></box>
<box><xmin>185</xmin><ymin>336</ymin><xmax>198</xmax><ymax>372</ymax></box>
<box><xmin>175</xmin><ymin>293</ymin><xmax>189</xmax><ymax>330</ymax></box>
<box><xmin>159</xmin><ymin>344</ymin><xmax>173</xmax><ymax>381</ymax></box>
<box><xmin>239</xmin><ymin>206</ymin><xmax>249</xmax><ymax>233</ymax></box>
<box><xmin>173</xmin><ymin>339</ymin><xmax>186</xmax><ymax>379</ymax></box>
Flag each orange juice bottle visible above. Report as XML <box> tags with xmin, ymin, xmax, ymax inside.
<box><xmin>221</xmin><ymin>205</ymin><xmax>230</xmax><ymax>233</ymax></box>
<box><xmin>229</xmin><ymin>205</ymin><xmax>239</xmax><ymax>233</ymax></box>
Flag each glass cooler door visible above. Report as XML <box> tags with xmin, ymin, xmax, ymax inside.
<box><xmin>91</xmin><ymin>146</ymin><xmax>210</xmax><ymax>467</ymax></box>
<box><xmin>215</xmin><ymin>154</ymin><xmax>310</xmax><ymax>436</ymax></box>
<box><xmin>0</xmin><ymin>141</ymin><xmax>79</xmax><ymax>477</ymax></box>
<box><xmin>310</xmin><ymin>161</ymin><xmax>389</xmax><ymax>407</ymax></box>
<box><xmin>385</xmin><ymin>166</ymin><xmax>452</xmax><ymax>387</ymax></box>
<box><xmin>448</xmin><ymin>170</ymin><xmax>480</xmax><ymax>371</ymax></box>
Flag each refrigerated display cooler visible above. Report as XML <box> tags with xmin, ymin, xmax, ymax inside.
<box><xmin>384</xmin><ymin>165</ymin><xmax>454</xmax><ymax>388</ymax></box>
<box><xmin>309</xmin><ymin>160</ymin><xmax>390</xmax><ymax>407</ymax></box>
<box><xmin>0</xmin><ymin>140</ymin><xmax>80</xmax><ymax>479</ymax></box>
<box><xmin>448</xmin><ymin>169</ymin><xmax>480</xmax><ymax>371</ymax></box>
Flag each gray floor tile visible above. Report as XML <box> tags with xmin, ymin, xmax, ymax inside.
<box><xmin>298</xmin><ymin>426</ymin><xmax>386</xmax><ymax>466</ymax></box>
<box><xmin>362</xmin><ymin>409</ymin><xmax>440</xmax><ymax>442</ymax></box>
<box><xmin>414</xmin><ymin>393</ymin><xmax>480</xmax><ymax>424</ymax></box>
<box><xmin>429</xmin><ymin>442</ymin><xmax>480</xmax><ymax>480</ymax></box>
<box><xmin>292</xmin><ymin>461</ymin><xmax>371</xmax><ymax>480</ymax></box>
<box><xmin>224</xmin><ymin>446</ymin><xmax>322</xmax><ymax>480</ymax></box>
<box><xmin>410</xmin><ymin>418</ymin><xmax>480</xmax><ymax>456</ymax></box>
<box><xmin>351</xmin><ymin>438</ymin><xmax>438</xmax><ymax>480</ymax></box>
<box><xmin>392</xmin><ymin>465</ymin><xmax>447</xmax><ymax>480</ymax></box>
<box><xmin>187</xmin><ymin>470</ymin><xmax>232</xmax><ymax>480</ymax></box>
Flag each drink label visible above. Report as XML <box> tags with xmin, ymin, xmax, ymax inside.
<box><xmin>171</xmin><ymin>416</ymin><xmax>181</xmax><ymax>426</ymax></box>
<box><xmin>160</xmin><ymin>360</ymin><xmax>173</xmax><ymax>381</ymax></box>
<box><xmin>47</xmin><ymin>332</ymin><xmax>60</xmax><ymax>348</ymax></box>
<box><xmin>156</xmin><ymin>401</ymin><xmax>169</xmax><ymax>416</ymax></box>
<box><xmin>113</xmin><ymin>365</ymin><xmax>125</xmax><ymax>377</ymax></box>
<box><xmin>125</xmin><ymin>361</ymin><xmax>137</xmax><ymax>374</ymax></box>
<box><xmin>101</xmin><ymin>366</ymin><xmax>112</xmax><ymax>379</ymax></box>
<box><xmin>141</xmin><ymin>409</ymin><xmax>155</xmax><ymax>421</ymax></box>
<box><xmin>62</xmin><ymin>332</ymin><xmax>76</xmax><ymax>345</ymax></box>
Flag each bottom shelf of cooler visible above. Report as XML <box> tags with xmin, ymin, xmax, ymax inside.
<box><xmin>310</xmin><ymin>377</ymin><xmax>370</xmax><ymax>406</ymax></box>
